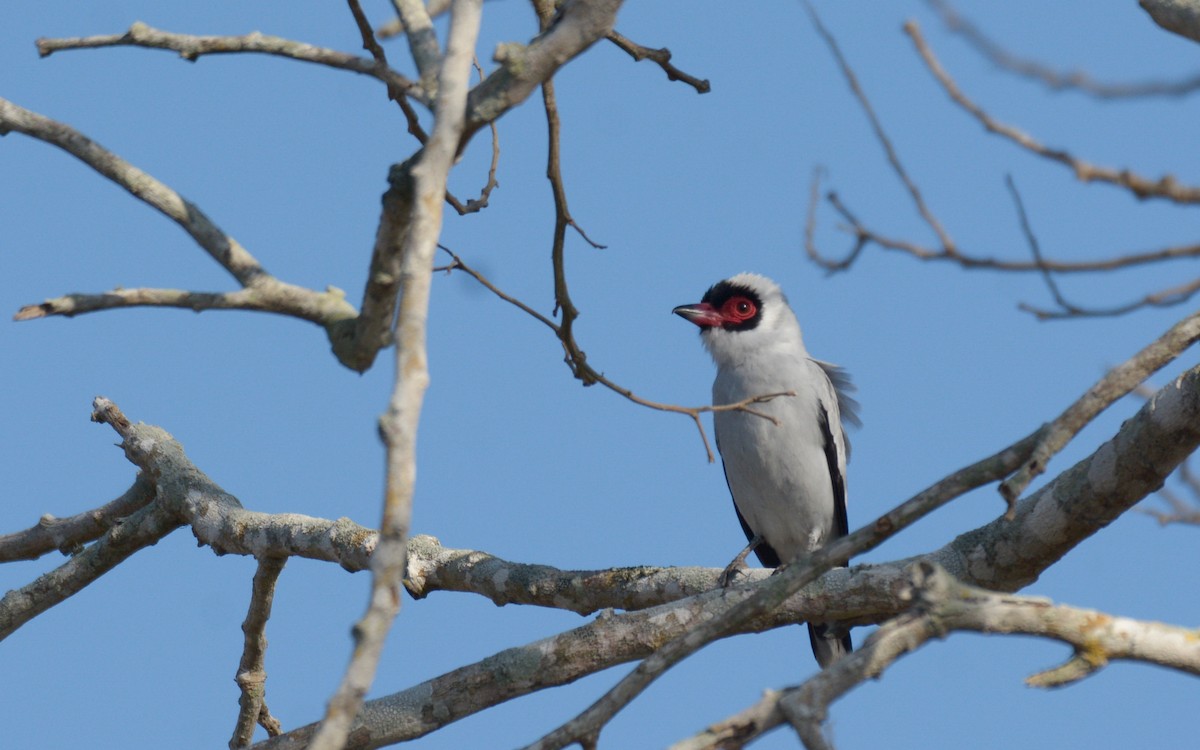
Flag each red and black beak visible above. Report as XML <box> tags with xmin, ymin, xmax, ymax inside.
<box><xmin>673</xmin><ymin>302</ymin><xmax>723</xmax><ymax>329</ymax></box>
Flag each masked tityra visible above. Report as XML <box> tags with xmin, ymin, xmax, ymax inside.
<box><xmin>673</xmin><ymin>273</ymin><xmax>859</xmax><ymax>668</ymax></box>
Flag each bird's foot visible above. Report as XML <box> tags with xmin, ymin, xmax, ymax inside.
<box><xmin>718</xmin><ymin>533</ymin><xmax>764</xmax><ymax>587</ymax></box>
<box><xmin>718</xmin><ymin>557</ymin><xmax>749</xmax><ymax>587</ymax></box>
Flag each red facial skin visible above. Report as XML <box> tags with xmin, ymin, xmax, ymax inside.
<box><xmin>674</xmin><ymin>295</ymin><xmax>758</xmax><ymax>328</ymax></box>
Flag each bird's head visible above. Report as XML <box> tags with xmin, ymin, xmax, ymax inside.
<box><xmin>673</xmin><ymin>273</ymin><xmax>805</xmax><ymax>366</ymax></box>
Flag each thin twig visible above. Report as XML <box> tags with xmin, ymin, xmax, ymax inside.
<box><xmin>807</xmin><ymin>2</ymin><xmax>956</xmax><ymax>253</ymax></box>
<box><xmin>1020</xmin><ymin>277</ymin><xmax>1200</xmax><ymax>320</ymax></box>
<box><xmin>1008</xmin><ymin>178</ymin><xmax>1197</xmax><ymax>319</ymax></box>
<box><xmin>230</xmin><ymin>556</ymin><xmax>288</xmax><ymax>749</ymax></box>
<box><xmin>606</xmin><ymin>30</ymin><xmax>710</xmax><ymax>93</ymax></box>
<box><xmin>346</xmin><ymin>0</ymin><xmax>433</xmax><ymax>139</ymax></box>
<box><xmin>445</xmin><ymin>57</ymin><xmax>502</xmax><ymax>215</ymax></box>
<box><xmin>1006</xmin><ymin>175</ymin><xmax>1079</xmax><ymax>315</ymax></box>
<box><xmin>438</xmin><ymin>247</ymin><xmax>789</xmax><ymax>462</ymax></box>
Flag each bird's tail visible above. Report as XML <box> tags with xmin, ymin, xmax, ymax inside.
<box><xmin>808</xmin><ymin>621</ymin><xmax>853</xmax><ymax>669</ymax></box>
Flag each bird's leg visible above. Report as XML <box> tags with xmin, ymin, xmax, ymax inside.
<box><xmin>718</xmin><ymin>534</ymin><xmax>764</xmax><ymax>587</ymax></box>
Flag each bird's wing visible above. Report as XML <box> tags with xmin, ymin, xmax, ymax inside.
<box><xmin>817</xmin><ymin>403</ymin><xmax>850</xmax><ymax>544</ymax></box>
<box><xmin>813</xmin><ymin>359</ymin><xmax>862</xmax><ymax>430</ymax></box>
<box><xmin>716</xmin><ymin>429</ymin><xmax>783</xmax><ymax>567</ymax></box>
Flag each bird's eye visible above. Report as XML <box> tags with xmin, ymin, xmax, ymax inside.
<box><xmin>722</xmin><ymin>296</ymin><xmax>757</xmax><ymax>322</ymax></box>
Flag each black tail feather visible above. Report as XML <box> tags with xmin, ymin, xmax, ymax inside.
<box><xmin>808</xmin><ymin>621</ymin><xmax>853</xmax><ymax>668</ymax></box>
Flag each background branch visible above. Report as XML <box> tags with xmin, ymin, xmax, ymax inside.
<box><xmin>931</xmin><ymin>0</ymin><xmax>1200</xmax><ymax>98</ymax></box>
<box><xmin>907</xmin><ymin>19</ymin><xmax>1200</xmax><ymax>204</ymax></box>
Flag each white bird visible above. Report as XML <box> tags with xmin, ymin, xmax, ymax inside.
<box><xmin>673</xmin><ymin>273</ymin><xmax>859</xmax><ymax>668</ymax></box>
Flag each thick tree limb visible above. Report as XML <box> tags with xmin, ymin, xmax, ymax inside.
<box><xmin>463</xmin><ymin>0</ymin><xmax>623</xmax><ymax>142</ymax></box>
<box><xmin>515</xmin><ymin>421</ymin><xmax>1040</xmax><ymax>750</ymax></box>
<box><xmin>5</xmin><ymin>361</ymin><xmax>1197</xmax><ymax>741</ymax></box>
<box><xmin>252</xmin><ymin>363</ymin><xmax>1200</xmax><ymax>748</ymax></box>
<box><xmin>389</xmin><ymin>0</ymin><xmax>442</xmax><ymax>93</ymax></box>
<box><xmin>684</xmin><ymin>561</ymin><xmax>1200</xmax><ymax>750</ymax></box>
<box><xmin>999</xmin><ymin>309</ymin><xmax>1200</xmax><ymax>505</ymax></box>
<box><xmin>307</xmin><ymin>3</ymin><xmax>484</xmax><ymax>748</ymax></box>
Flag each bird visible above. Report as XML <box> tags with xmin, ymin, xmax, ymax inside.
<box><xmin>673</xmin><ymin>272</ymin><xmax>859</xmax><ymax>668</ymax></box>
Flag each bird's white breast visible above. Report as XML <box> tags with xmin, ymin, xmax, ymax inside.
<box><xmin>713</xmin><ymin>353</ymin><xmax>844</xmax><ymax>562</ymax></box>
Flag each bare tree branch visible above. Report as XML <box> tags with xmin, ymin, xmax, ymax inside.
<box><xmin>463</xmin><ymin>0</ymin><xmax>622</xmax><ymax>142</ymax></box>
<box><xmin>516</xmin><ymin>430</ymin><xmax>1044</xmax><ymax>750</ymax></box>
<box><xmin>388</xmin><ymin>0</ymin><xmax>443</xmax><ymax>93</ymax></box>
<box><xmin>692</xmin><ymin>561</ymin><xmax>1200</xmax><ymax>750</ymax></box>
<box><xmin>1019</xmin><ymin>277</ymin><xmax>1200</xmax><ymax>320</ymax></box>
<box><xmin>438</xmin><ymin>248</ymin><xmax>793</xmax><ymax>462</ymax></box>
<box><xmin>802</xmin><ymin>20</ymin><xmax>1200</xmax><ymax>292</ymax></box>
<box><xmin>930</xmin><ymin>0</ymin><xmax>1200</xmax><ymax>98</ymax></box>
<box><xmin>906</xmin><ymin>19</ymin><xmax>1200</xmax><ymax>204</ymax></box>
<box><xmin>606</xmin><ymin>30</ymin><xmax>711</xmax><ymax>93</ymax></box>
<box><xmin>0</xmin><ymin>97</ymin><xmax>360</xmax><ymax>339</ymax></box>
<box><xmin>1141</xmin><ymin>0</ymin><xmax>1200</xmax><ymax>45</ymax></box>
<box><xmin>444</xmin><ymin>58</ymin><xmax>502</xmax><ymax>215</ymax></box>
<box><xmin>306</xmin><ymin>1</ymin><xmax>484</xmax><ymax>748</ymax></box>
<box><xmin>36</xmin><ymin>21</ymin><xmax>424</xmax><ymax>103</ymax></box>
<box><xmin>1003</xmin><ymin>174</ymin><xmax>1183</xmax><ymax>323</ymax></box>
<box><xmin>807</xmin><ymin>2</ymin><xmax>956</xmax><ymax>253</ymax></box>
<box><xmin>0</xmin><ymin>474</ymin><xmax>155</xmax><ymax>561</ymax></box>
<box><xmin>806</xmin><ymin>169</ymin><xmax>1200</xmax><ymax>274</ymax></box>
<box><xmin>231</xmin><ymin>556</ymin><xmax>288</xmax><ymax>749</ymax></box>
<box><xmin>13</xmin><ymin>286</ymin><xmax>355</xmax><ymax>324</ymax></box>
<box><xmin>377</xmin><ymin>0</ymin><xmax>453</xmax><ymax>39</ymax></box>
<box><xmin>6</xmin><ymin>359</ymin><xmax>1197</xmax><ymax>745</ymax></box>
<box><xmin>0</xmin><ymin>497</ymin><xmax>182</xmax><ymax>641</ymax></box>
<box><xmin>1007</xmin><ymin>174</ymin><xmax>1078</xmax><ymax>315</ymax></box>
<box><xmin>337</xmin><ymin>0</ymin><xmax>626</xmax><ymax>373</ymax></box>
<box><xmin>999</xmin><ymin>309</ymin><xmax>1200</xmax><ymax>505</ymax></box>
<box><xmin>256</xmin><ymin>363</ymin><xmax>1200</xmax><ymax>748</ymax></box>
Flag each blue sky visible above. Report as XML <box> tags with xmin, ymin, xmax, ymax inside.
<box><xmin>2</xmin><ymin>2</ymin><xmax>1198</xmax><ymax>748</ymax></box>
